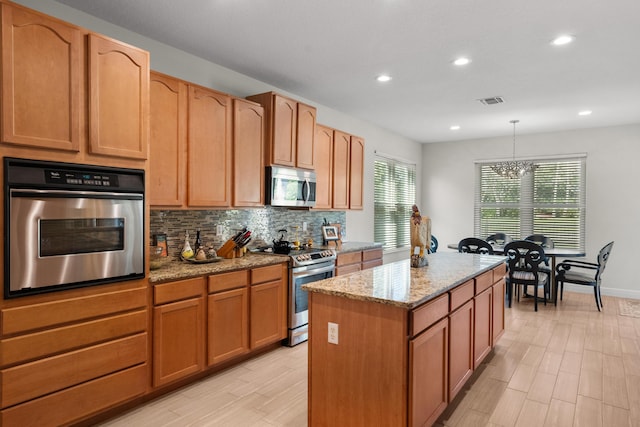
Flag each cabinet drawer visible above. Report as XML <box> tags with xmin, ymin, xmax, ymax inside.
<box><xmin>251</xmin><ymin>264</ymin><xmax>283</xmax><ymax>285</ymax></box>
<box><xmin>1</xmin><ymin>333</ymin><xmax>146</xmax><ymax>407</ymax></box>
<box><xmin>208</xmin><ymin>270</ymin><xmax>249</xmax><ymax>293</ymax></box>
<box><xmin>336</xmin><ymin>263</ymin><xmax>361</xmax><ymax>276</ymax></box>
<box><xmin>0</xmin><ymin>310</ymin><xmax>147</xmax><ymax>367</ymax></box>
<box><xmin>154</xmin><ymin>277</ymin><xmax>204</xmax><ymax>305</ymax></box>
<box><xmin>362</xmin><ymin>248</ymin><xmax>382</xmax><ymax>262</ymax></box>
<box><xmin>475</xmin><ymin>271</ymin><xmax>494</xmax><ymax>295</ymax></box>
<box><xmin>1</xmin><ymin>364</ymin><xmax>146</xmax><ymax>427</ymax></box>
<box><xmin>450</xmin><ymin>280</ymin><xmax>474</xmax><ymax>311</ymax></box>
<box><xmin>1</xmin><ymin>287</ymin><xmax>146</xmax><ymax>335</ymax></box>
<box><xmin>336</xmin><ymin>251</ymin><xmax>362</xmax><ymax>266</ymax></box>
<box><xmin>493</xmin><ymin>263</ymin><xmax>507</xmax><ymax>283</ymax></box>
<box><xmin>362</xmin><ymin>259</ymin><xmax>383</xmax><ymax>270</ymax></box>
<box><xmin>411</xmin><ymin>293</ymin><xmax>449</xmax><ymax>337</ymax></box>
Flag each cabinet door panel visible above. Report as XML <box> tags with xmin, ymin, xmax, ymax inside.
<box><xmin>188</xmin><ymin>86</ymin><xmax>231</xmax><ymax>207</ymax></box>
<box><xmin>233</xmin><ymin>98</ymin><xmax>264</xmax><ymax>206</ymax></box>
<box><xmin>448</xmin><ymin>300</ymin><xmax>474</xmax><ymax>401</ymax></box>
<box><xmin>314</xmin><ymin>125</ymin><xmax>333</xmax><ymax>209</ymax></box>
<box><xmin>296</xmin><ymin>102</ymin><xmax>316</xmax><ymax>169</ymax></box>
<box><xmin>272</xmin><ymin>95</ymin><xmax>296</xmax><ymax>166</ymax></box>
<box><xmin>153</xmin><ymin>298</ymin><xmax>205</xmax><ymax>387</ymax></box>
<box><xmin>492</xmin><ymin>279</ymin><xmax>505</xmax><ymax>342</ymax></box>
<box><xmin>251</xmin><ymin>280</ymin><xmax>285</xmax><ymax>348</ymax></box>
<box><xmin>474</xmin><ymin>287</ymin><xmax>493</xmax><ymax>368</ymax></box>
<box><xmin>349</xmin><ymin>136</ymin><xmax>364</xmax><ymax>210</ymax></box>
<box><xmin>409</xmin><ymin>317</ymin><xmax>448</xmax><ymax>427</ymax></box>
<box><xmin>332</xmin><ymin>130</ymin><xmax>350</xmax><ymax>209</ymax></box>
<box><xmin>1</xmin><ymin>4</ymin><xmax>83</xmax><ymax>151</ymax></box>
<box><xmin>149</xmin><ymin>72</ymin><xmax>187</xmax><ymax>207</ymax></box>
<box><xmin>208</xmin><ymin>288</ymin><xmax>249</xmax><ymax>365</ymax></box>
<box><xmin>88</xmin><ymin>34</ymin><xmax>149</xmax><ymax>159</ymax></box>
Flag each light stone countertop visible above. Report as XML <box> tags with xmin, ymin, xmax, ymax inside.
<box><xmin>149</xmin><ymin>253</ymin><xmax>289</xmax><ymax>284</ymax></box>
<box><xmin>331</xmin><ymin>241</ymin><xmax>383</xmax><ymax>253</ymax></box>
<box><xmin>302</xmin><ymin>252</ymin><xmax>506</xmax><ymax>309</ymax></box>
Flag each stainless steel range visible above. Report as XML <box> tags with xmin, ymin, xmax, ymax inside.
<box><xmin>288</xmin><ymin>247</ymin><xmax>336</xmax><ymax>346</ymax></box>
<box><xmin>254</xmin><ymin>245</ymin><xmax>336</xmax><ymax>346</ymax></box>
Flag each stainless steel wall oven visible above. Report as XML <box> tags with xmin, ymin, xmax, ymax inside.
<box><xmin>4</xmin><ymin>158</ymin><xmax>145</xmax><ymax>298</ymax></box>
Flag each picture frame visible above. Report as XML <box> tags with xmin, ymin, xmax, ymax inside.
<box><xmin>322</xmin><ymin>225</ymin><xmax>339</xmax><ymax>241</ymax></box>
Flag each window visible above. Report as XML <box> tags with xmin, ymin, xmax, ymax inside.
<box><xmin>474</xmin><ymin>156</ymin><xmax>586</xmax><ymax>250</ymax></box>
<box><xmin>374</xmin><ymin>155</ymin><xmax>416</xmax><ymax>249</ymax></box>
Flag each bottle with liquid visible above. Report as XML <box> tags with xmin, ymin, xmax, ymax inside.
<box><xmin>194</xmin><ymin>229</ymin><xmax>202</xmax><ymax>250</ymax></box>
<box><xmin>181</xmin><ymin>230</ymin><xmax>194</xmax><ymax>259</ymax></box>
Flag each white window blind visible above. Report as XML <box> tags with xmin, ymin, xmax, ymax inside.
<box><xmin>474</xmin><ymin>157</ymin><xmax>586</xmax><ymax>250</ymax></box>
<box><xmin>374</xmin><ymin>155</ymin><xmax>416</xmax><ymax>249</ymax></box>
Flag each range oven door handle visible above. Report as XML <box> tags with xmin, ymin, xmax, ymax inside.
<box><xmin>292</xmin><ymin>264</ymin><xmax>335</xmax><ymax>278</ymax></box>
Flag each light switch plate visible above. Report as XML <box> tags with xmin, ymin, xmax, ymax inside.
<box><xmin>328</xmin><ymin>322</ymin><xmax>339</xmax><ymax>345</ymax></box>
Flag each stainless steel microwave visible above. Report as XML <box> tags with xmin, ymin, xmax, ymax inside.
<box><xmin>266</xmin><ymin>166</ymin><xmax>316</xmax><ymax>207</ymax></box>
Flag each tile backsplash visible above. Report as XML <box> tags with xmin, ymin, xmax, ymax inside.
<box><xmin>151</xmin><ymin>208</ymin><xmax>346</xmax><ymax>257</ymax></box>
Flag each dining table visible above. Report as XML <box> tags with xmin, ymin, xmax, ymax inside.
<box><xmin>447</xmin><ymin>242</ymin><xmax>585</xmax><ymax>304</ymax></box>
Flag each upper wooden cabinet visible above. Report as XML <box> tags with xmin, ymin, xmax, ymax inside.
<box><xmin>187</xmin><ymin>85</ymin><xmax>232</xmax><ymax>207</ymax></box>
<box><xmin>332</xmin><ymin>130</ymin><xmax>351</xmax><ymax>210</ymax></box>
<box><xmin>314</xmin><ymin>125</ymin><xmax>334</xmax><ymax>209</ymax></box>
<box><xmin>246</xmin><ymin>92</ymin><xmax>316</xmax><ymax>169</ymax></box>
<box><xmin>349</xmin><ymin>135</ymin><xmax>364</xmax><ymax>210</ymax></box>
<box><xmin>87</xmin><ymin>34</ymin><xmax>149</xmax><ymax>160</ymax></box>
<box><xmin>149</xmin><ymin>72</ymin><xmax>187</xmax><ymax>207</ymax></box>
<box><xmin>233</xmin><ymin>98</ymin><xmax>265</xmax><ymax>207</ymax></box>
<box><xmin>1</xmin><ymin>3</ymin><xmax>83</xmax><ymax>152</ymax></box>
<box><xmin>1</xmin><ymin>3</ymin><xmax>149</xmax><ymax>161</ymax></box>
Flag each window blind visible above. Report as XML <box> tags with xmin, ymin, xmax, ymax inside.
<box><xmin>474</xmin><ymin>157</ymin><xmax>586</xmax><ymax>250</ymax></box>
<box><xmin>374</xmin><ymin>156</ymin><xmax>416</xmax><ymax>249</ymax></box>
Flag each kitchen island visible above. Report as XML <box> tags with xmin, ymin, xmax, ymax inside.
<box><xmin>303</xmin><ymin>252</ymin><xmax>506</xmax><ymax>427</ymax></box>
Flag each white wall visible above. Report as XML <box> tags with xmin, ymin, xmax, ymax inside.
<box><xmin>16</xmin><ymin>0</ymin><xmax>422</xmax><ymax>244</ymax></box>
<box><xmin>422</xmin><ymin>123</ymin><xmax>640</xmax><ymax>298</ymax></box>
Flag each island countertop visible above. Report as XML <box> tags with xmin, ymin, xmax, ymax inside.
<box><xmin>302</xmin><ymin>252</ymin><xmax>506</xmax><ymax>309</ymax></box>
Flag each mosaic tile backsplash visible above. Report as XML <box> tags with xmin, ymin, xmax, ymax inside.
<box><xmin>151</xmin><ymin>208</ymin><xmax>346</xmax><ymax>257</ymax></box>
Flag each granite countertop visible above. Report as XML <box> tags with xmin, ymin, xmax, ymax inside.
<box><xmin>331</xmin><ymin>241</ymin><xmax>383</xmax><ymax>253</ymax></box>
<box><xmin>302</xmin><ymin>252</ymin><xmax>506</xmax><ymax>309</ymax></box>
<box><xmin>149</xmin><ymin>253</ymin><xmax>288</xmax><ymax>284</ymax></box>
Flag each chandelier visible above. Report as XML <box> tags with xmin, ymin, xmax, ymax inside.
<box><xmin>490</xmin><ymin>120</ymin><xmax>537</xmax><ymax>179</ymax></box>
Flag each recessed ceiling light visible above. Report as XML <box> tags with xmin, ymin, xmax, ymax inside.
<box><xmin>578</xmin><ymin>110</ymin><xmax>592</xmax><ymax>116</ymax></box>
<box><xmin>450</xmin><ymin>125</ymin><xmax>461</xmax><ymax>131</ymax></box>
<box><xmin>551</xmin><ymin>35</ymin><xmax>574</xmax><ymax>46</ymax></box>
<box><xmin>376</xmin><ymin>75</ymin><xmax>392</xmax><ymax>82</ymax></box>
<box><xmin>453</xmin><ymin>57</ymin><xmax>471</xmax><ymax>66</ymax></box>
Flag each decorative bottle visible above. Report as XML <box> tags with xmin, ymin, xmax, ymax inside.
<box><xmin>194</xmin><ymin>229</ymin><xmax>202</xmax><ymax>250</ymax></box>
<box><xmin>181</xmin><ymin>230</ymin><xmax>194</xmax><ymax>259</ymax></box>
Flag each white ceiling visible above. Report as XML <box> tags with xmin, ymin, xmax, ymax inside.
<box><xmin>55</xmin><ymin>0</ymin><xmax>640</xmax><ymax>143</ymax></box>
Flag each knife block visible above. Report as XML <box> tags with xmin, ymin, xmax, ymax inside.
<box><xmin>217</xmin><ymin>239</ymin><xmax>237</xmax><ymax>259</ymax></box>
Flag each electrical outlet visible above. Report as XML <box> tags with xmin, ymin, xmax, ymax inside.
<box><xmin>216</xmin><ymin>225</ymin><xmax>223</xmax><ymax>235</ymax></box>
<box><xmin>328</xmin><ymin>322</ymin><xmax>339</xmax><ymax>345</ymax></box>
<box><xmin>302</xmin><ymin>221</ymin><xmax>308</xmax><ymax>231</ymax></box>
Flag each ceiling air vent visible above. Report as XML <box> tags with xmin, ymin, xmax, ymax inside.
<box><xmin>478</xmin><ymin>96</ymin><xmax>505</xmax><ymax>105</ymax></box>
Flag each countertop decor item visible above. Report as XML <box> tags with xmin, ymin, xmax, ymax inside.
<box><xmin>490</xmin><ymin>120</ymin><xmax>537</xmax><ymax>179</ymax></box>
<box><xmin>180</xmin><ymin>254</ymin><xmax>223</xmax><ymax>264</ymax></box>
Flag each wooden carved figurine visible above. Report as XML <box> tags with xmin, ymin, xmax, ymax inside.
<box><xmin>410</xmin><ymin>204</ymin><xmax>431</xmax><ymax>267</ymax></box>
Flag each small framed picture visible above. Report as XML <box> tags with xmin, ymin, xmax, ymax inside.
<box><xmin>322</xmin><ymin>225</ymin><xmax>339</xmax><ymax>241</ymax></box>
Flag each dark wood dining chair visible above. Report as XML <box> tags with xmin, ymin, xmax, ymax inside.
<box><xmin>486</xmin><ymin>233</ymin><xmax>514</xmax><ymax>246</ymax></box>
<box><xmin>458</xmin><ymin>237</ymin><xmax>494</xmax><ymax>255</ymax></box>
<box><xmin>429</xmin><ymin>235</ymin><xmax>438</xmax><ymax>253</ymax></box>
<box><xmin>555</xmin><ymin>241</ymin><xmax>614</xmax><ymax>311</ymax></box>
<box><xmin>504</xmin><ymin>240</ymin><xmax>549</xmax><ymax>312</ymax></box>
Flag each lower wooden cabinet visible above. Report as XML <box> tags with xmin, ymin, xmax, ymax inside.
<box><xmin>250</xmin><ymin>264</ymin><xmax>287</xmax><ymax>348</ymax></box>
<box><xmin>335</xmin><ymin>247</ymin><xmax>383</xmax><ymax>276</ymax></box>
<box><xmin>153</xmin><ymin>278</ymin><xmax>205</xmax><ymax>387</ymax></box>
<box><xmin>474</xmin><ymin>286</ymin><xmax>493</xmax><ymax>369</ymax></box>
<box><xmin>409</xmin><ymin>317</ymin><xmax>449</xmax><ymax>427</ymax></box>
<box><xmin>448</xmin><ymin>299</ymin><xmax>474</xmax><ymax>401</ymax></box>
<box><xmin>208</xmin><ymin>287</ymin><xmax>249</xmax><ymax>365</ymax></box>
<box><xmin>493</xmin><ymin>278</ymin><xmax>506</xmax><ymax>342</ymax></box>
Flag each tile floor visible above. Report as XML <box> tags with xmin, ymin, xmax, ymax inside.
<box><xmin>98</xmin><ymin>291</ymin><xmax>640</xmax><ymax>427</ymax></box>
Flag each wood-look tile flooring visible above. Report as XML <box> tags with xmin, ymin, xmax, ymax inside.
<box><xmin>98</xmin><ymin>291</ymin><xmax>640</xmax><ymax>427</ymax></box>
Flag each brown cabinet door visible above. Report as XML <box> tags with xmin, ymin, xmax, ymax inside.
<box><xmin>207</xmin><ymin>287</ymin><xmax>249</xmax><ymax>365</ymax></box>
<box><xmin>474</xmin><ymin>286</ymin><xmax>493</xmax><ymax>368</ymax></box>
<box><xmin>233</xmin><ymin>98</ymin><xmax>264</xmax><ymax>207</ymax></box>
<box><xmin>314</xmin><ymin>125</ymin><xmax>334</xmax><ymax>209</ymax></box>
<box><xmin>492</xmin><ymin>279</ymin><xmax>506</xmax><ymax>342</ymax></box>
<box><xmin>250</xmin><ymin>280</ymin><xmax>285</xmax><ymax>348</ymax></box>
<box><xmin>409</xmin><ymin>317</ymin><xmax>448</xmax><ymax>427</ymax></box>
<box><xmin>149</xmin><ymin>72</ymin><xmax>187</xmax><ymax>207</ymax></box>
<box><xmin>349</xmin><ymin>136</ymin><xmax>365</xmax><ymax>210</ymax></box>
<box><xmin>1</xmin><ymin>4</ymin><xmax>83</xmax><ymax>152</ymax></box>
<box><xmin>448</xmin><ymin>299</ymin><xmax>474</xmax><ymax>401</ymax></box>
<box><xmin>272</xmin><ymin>94</ymin><xmax>297</xmax><ymax>166</ymax></box>
<box><xmin>296</xmin><ymin>102</ymin><xmax>316</xmax><ymax>169</ymax></box>
<box><xmin>187</xmin><ymin>85</ymin><xmax>232</xmax><ymax>207</ymax></box>
<box><xmin>88</xmin><ymin>34</ymin><xmax>149</xmax><ymax>159</ymax></box>
<box><xmin>332</xmin><ymin>130</ymin><xmax>351</xmax><ymax>209</ymax></box>
<box><xmin>153</xmin><ymin>297</ymin><xmax>205</xmax><ymax>387</ymax></box>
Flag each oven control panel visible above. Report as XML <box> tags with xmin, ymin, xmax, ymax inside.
<box><xmin>45</xmin><ymin>169</ymin><xmax>120</xmax><ymax>187</ymax></box>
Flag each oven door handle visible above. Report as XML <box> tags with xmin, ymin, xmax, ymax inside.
<box><xmin>292</xmin><ymin>264</ymin><xmax>335</xmax><ymax>278</ymax></box>
<box><xmin>10</xmin><ymin>189</ymin><xmax>143</xmax><ymax>200</ymax></box>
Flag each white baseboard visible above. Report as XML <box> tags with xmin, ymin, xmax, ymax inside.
<box><xmin>563</xmin><ymin>284</ymin><xmax>640</xmax><ymax>300</ymax></box>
